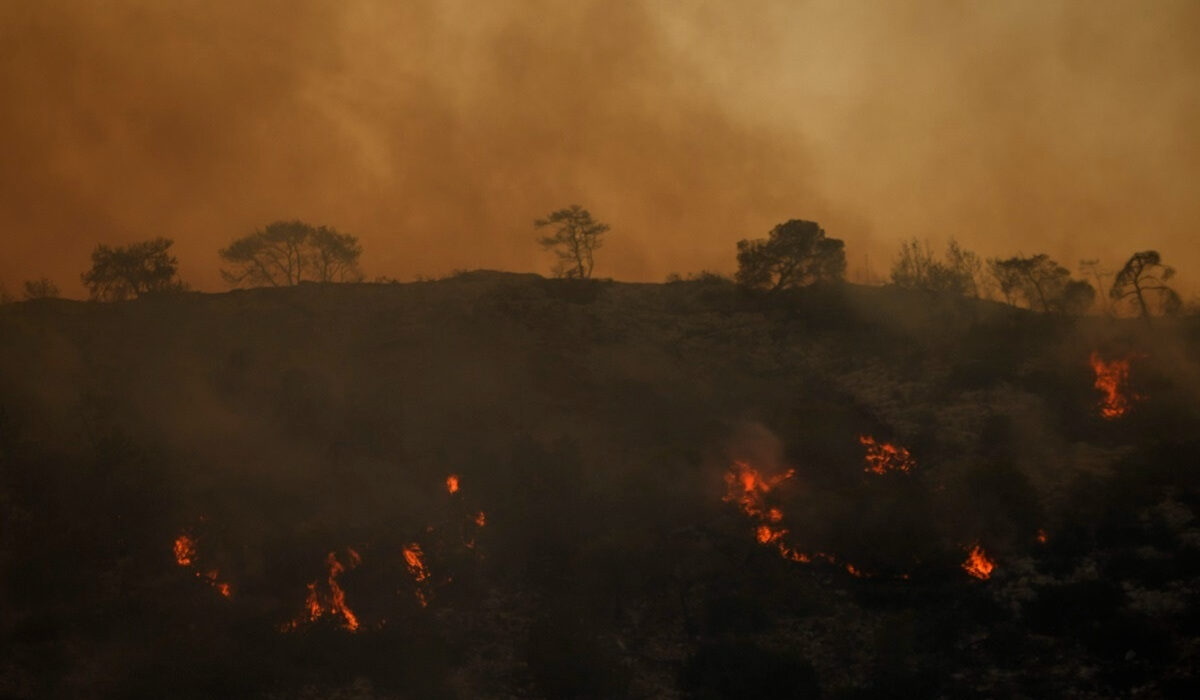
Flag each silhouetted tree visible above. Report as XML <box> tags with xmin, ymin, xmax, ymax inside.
<box><xmin>82</xmin><ymin>238</ymin><xmax>184</xmax><ymax>301</ymax></box>
<box><xmin>890</xmin><ymin>238</ymin><xmax>980</xmax><ymax>296</ymax></box>
<box><xmin>535</xmin><ymin>205</ymin><xmax>609</xmax><ymax>279</ymax></box>
<box><xmin>986</xmin><ymin>254</ymin><xmax>1093</xmax><ymax>314</ymax></box>
<box><xmin>1057</xmin><ymin>279</ymin><xmax>1097</xmax><ymax>316</ymax></box>
<box><xmin>219</xmin><ymin>220</ymin><xmax>363</xmax><ymax>287</ymax></box>
<box><xmin>1110</xmin><ymin>250</ymin><xmax>1181</xmax><ymax>318</ymax></box>
<box><xmin>735</xmin><ymin>219</ymin><xmax>845</xmax><ymax>292</ymax></box>
<box><xmin>23</xmin><ymin>278</ymin><xmax>59</xmax><ymax>300</ymax></box>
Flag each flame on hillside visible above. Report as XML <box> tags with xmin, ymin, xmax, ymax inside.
<box><xmin>285</xmin><ymin>548</ymin><xmax>362</xmax><ymax>632</ymax></box>
<box><xmin>723</xmin><ymin>460</ymin><xmax>866</xmax><ymax>576</ymax></box>
<box><xmin>962</xmin><ymin>544</ymin><xmax>995</xmax><ymax>580</ymax></box>
<box><xmin>446</xmin><ymin>474</ymin><xmax>460</xmax><ymax>494</ymax></box>
<box><xmin>859</xmin><ymin>435</ymin><xmax>915</xmax><ymax>475</ymax></box>
<box><xmin>403</xmin><ymin>544</ymin><xmax>432</xmax><ymax>607</ymax></box>
<box><xmin>1090</xmin><ymin>352</ymin><xmax>1140</xmax><ymax>420</ymax></box>
<box><xmin>173</xmin><ymin>531</ymin><xmax>232</xmax><ymax>597</ymax></box>
<box><xmin>174</xmin><ymin>534</ymin><xmax>196</xmax><ymax>567</ymax></box>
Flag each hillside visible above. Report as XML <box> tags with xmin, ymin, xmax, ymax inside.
<box><xmin>2</xmin><ymin>272</ymin><xmax>1199</xmax><ymax>698</ymax></box>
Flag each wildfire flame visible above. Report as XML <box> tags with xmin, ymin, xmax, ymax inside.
<box><xmin>723</xmin><ymin>460</ymin><xmax>871</xmax><ymax>573</ymax></box>
<box><xmin>286</xmin><ymin>548</ymin><xmax>362</xmax><ymax>632</ymax></box>
<box><xmin>962</xmin><ymin>544</ymin><xmax>995</xmax><ymax>580</ymax></box>
<box><xmin>1090</xmin><ymin>352</ymin><xmax>1138</xmax><ymax>420</ymax></box>
<box><xmin>1036</xmin><ymin>529</ymin><xmax>1048</xmax><ymax>544</ymax></box>
<box><xmin>173</xmin><ymin>532</ymin><xmax>232</xmax><ymax>597</ymax></box>
<box><xmin>403</xmin><ymin>543</ymin><xmax>432</xmax><ymax>607</ymax></box>
<box><xmin>474</xmin><ymin>511</ymin><xmax>486</xmax><ymax>527</ymax></box>
<box><xmin>446</xmin><ymin>474</ymin><xmax>460</xmax><ymax>494</ymax></box>
<box><xmin>723</xmin><ymin>460</ymin><xmax>795</xmax><ymax>519</ymax></box>
<box><xmin>174</xmin><ymin>534</ymin><xmax>196</xmax><ymax>567</ymax></box>
<box><xmin>859</xmin><ymin>435</ymin><xmax>915</xmax><ymax>475</ymax></box>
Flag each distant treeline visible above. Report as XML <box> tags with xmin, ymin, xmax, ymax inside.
<box><xmin>0</xmin><ymin>209</ymin><xmax>1185</xmax><ymax>318</ymax></box>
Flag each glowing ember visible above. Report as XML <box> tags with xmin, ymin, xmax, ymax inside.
<box><xmin>474</xmin><ymin>511</ymin><xmax>486</xmax><ymax>527</ymax></box>
<box><xmin>859</xmin><ymin>435</ymin><xmax>915</xmax><ymax>475</ymax></box>
<box><xmin>403</xmin><ymin>543</ymin><xmax>431</xmax><ymax>607</ymax></box>
<box><xmin>1036</xmin><ymin>529</ymin><xmax>1048</xmax><ymax>544</ymax></box>
<box><xmin>326</xmin><ymin>549</ymin><xmax>361</xmax><ymax>631</ymax></box>
<box><xmin>174</xmin><ymin>534</ymin><xmax>196</xmax><ymax>567</ymax></box>
<box><xmin>286</xmin><ymin>549</ymin><xmax>362</xmax><ymax>632</ymax></box>
<box><xmin>173</xmin><ymin>531</ymin><xmax>232</xmax><ymax>597</ymax></box>
<box><xmin>723</xmin><ymin>461</ymin><xmax>834</xmax><ymax>568</ymax></box>
<box><xmin>723</xmin><ymin>460</ymin><xmax>795</xmax><ymax>520</ymax></box>
<box><xmin>446</xmin><ymin>474</ymin><xmax>460</xmax><ymax>494</ymax></box>
<box><xmin>1090</xmin><ymin>352</ymin><xmax>1138</xmax><ymax>420</ymax></box>
<box><xmin>962</xmin><ymin>544</ymin><xmax>995</xmax><ymax>580</ymax></box>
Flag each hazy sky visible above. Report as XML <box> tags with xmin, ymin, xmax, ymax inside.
<box><xmin>2</xmin><ymin>0</ymin><xmax>1198</xmax><ymax>297</ymax></box>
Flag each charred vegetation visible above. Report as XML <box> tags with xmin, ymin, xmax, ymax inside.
<box><xmin>1</xmin><ymin>272</ymin><xmax>1199</xmax><ymax>697</ymax></box>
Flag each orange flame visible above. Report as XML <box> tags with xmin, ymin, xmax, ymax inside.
<box><xmin>474</xmin><ymin>511</ymin><xmax>486</xmax><ymax>527</ymax></box>
<box><xmin>174</xmin><ymin>534</ymin><xmax>196</xmax><ymax>567</ymax></box>
<box><xmin>173</xmin><ymin>531</ymin><xmax>232</xmax><ymax>597</ymax></box>
<box><xmin>326</xmin><ymin>549</ymin><xmax>361</xmax><ymax>631</ymax></box>
<box><xmin>859</xmin><ymin>435</ymin><xmax>915</xmax><ymax>475</ymax></box>
<box><xmin>725</xmin><ymin>460</ymin><xmax>860</xmax><ymax>569</ymax></box>
<box><xmin>723</xmin><ymin>460</ymin><xmax>795</xmax><ymax>519</ymax></box>
<box><xmin>1036</xmin><ymin>529</ymin><xmax>1048</xmax><ymax>544</ymax></box>
<box><xmin>446</xmin><ymin>474</ymin><xmax>460</xmax><ymax>494</ymax></box>
<box><xmin>403</xmin><ymin>543</ymin><xmax>431</xmax><ymax>607</ymax></box>
<box><xmin>1090</xmin><ymin>352</ymin><xmax>1138</xmax><ymax>420</ymax></box>
<box><xmin>286</xmin><ymin>549</ymin><xmax>362</xmax><ymax>632</ymax></box>
<box><xmin>962</xmin><ymin>544</ymin><xmax>995</xmax><ymax>580</ymax></box>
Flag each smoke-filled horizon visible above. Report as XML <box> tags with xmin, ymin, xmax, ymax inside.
<box><xmin>2</xmin><ymin>0</ymin><xmax>1198</xmax><ymax>298</ymax></box>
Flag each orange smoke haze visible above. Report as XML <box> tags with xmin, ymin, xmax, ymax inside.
<box><xmin>2</xmin><ymin>1</ymin><xmax>1198</xmax><ymax>296</ymax></box>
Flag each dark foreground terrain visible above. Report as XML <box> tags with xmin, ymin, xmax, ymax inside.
<box><xmin>2</xmin><ymin>272</ymin><xmax>1199</xmax><ymax>698</ymax></box>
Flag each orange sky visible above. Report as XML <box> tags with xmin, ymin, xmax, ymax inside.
<box><xmin>2</xmin><ymin>0</ymin><xmax>1198</xmax><ymax>298</ymax></box>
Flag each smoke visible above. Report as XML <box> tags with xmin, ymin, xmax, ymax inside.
<box><xmin>1</xmin><ymin>1</ymin><xmax>1197</xmax><ymax>295</ymax></box>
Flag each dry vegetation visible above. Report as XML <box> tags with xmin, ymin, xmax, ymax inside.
<box><xmin>1</xmin><ymin>272</ymin><xmax>1198</xmax><ymax>698</ymax></box>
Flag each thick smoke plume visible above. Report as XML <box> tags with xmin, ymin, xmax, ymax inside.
<box><xmin>2</xmin><ymin>1</ymin><xmax>1197</xmax><ymax>294</ymax></box>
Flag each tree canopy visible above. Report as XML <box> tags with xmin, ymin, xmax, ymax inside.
<box><xmin>219</xmin><ymin>221</ymin><xmax>364</xmax><ymax>287</ymax></box>
<box><xmin>23</xmin><ymin>278</ymin><xmax>59</xmax><ymax>300</ymax></box>
<box><xmin>535</xmin><ymin>205</ymin><xmax>609</xmax><ymax>279</ymax></box>
<box><xmin>986</xmin><ymin>254</ymin><xmax>1094</xmax><ymax>315</ymax></box>
<box><xmin>1110</xmin><ymin>250</ymin><xmax>1181</xmax><ymax>318</ymax></box>
<box><xmin>735</xmin><ymin>219</ymin><xmax>845</xmax><ymax>292</ymax></box>
<box><xmin>81</xmin><ymin>237</ymin><xmax>184</xmax><ymax>301</ymax></box>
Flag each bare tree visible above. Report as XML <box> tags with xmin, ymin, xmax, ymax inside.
<box><xmin>890</xmin><ymin>238</ymin><xmax>980</xmax><ymax>297</ymax></box>
<box><xmin>1110</xmin><ymin>250</ymin><xmax>1181</xmax><ymax>318</ymax></box>
<box><xmin>82</xmin><ymin>238</ymin><xmax>185</xmax><ymax>301</ymax></box>
<box><xmin>219</xmin><ymin>220</ymin><xmax>363</xmax><ymax>287</ymax></box>
<box><xmin>736</xmin><ymin>219</ymin><xmax>845</xmax><ymax>292</ymax></box>
<box><xmin>535</xmin><ymin>205</ymin><xmax>609</xmax><ymax>279</ymax></box>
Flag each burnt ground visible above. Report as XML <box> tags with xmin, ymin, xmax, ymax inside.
<box><xmin>2</xmin><ymin>271</ymin><xmax>1199</xmax><ymax>698</ymax></box>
